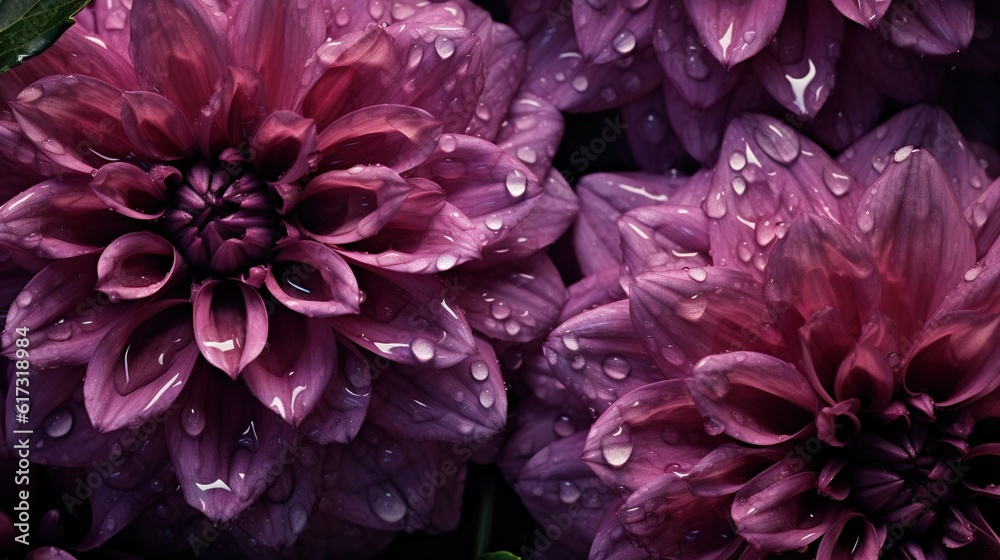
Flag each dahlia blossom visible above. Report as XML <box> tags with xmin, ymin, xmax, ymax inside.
<box><xmin>0</xmin><ymin>0</ymin><xmax>575</xmax><ymax>554</ymax></box>
<box><xmin>522</xmin><ymin>109</ymin><xmax>1000</xmax><ymax>558</ymax></box>
<box><xmin>507</xmin><ymin>0</ymin><xmax>1000</xmax><ymax>165</ymax></box>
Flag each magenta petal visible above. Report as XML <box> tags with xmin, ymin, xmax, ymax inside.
<box><xmin>707</xmin><ymin>113</ymin><xmax>862</xmax><ymax>280</ymax></box>
<box><xmin>463</xmin><ymin>15</ymin><xmax>525</xmax><ymax>140</ymax></box>
<box><xmin>878</xmin><ymin>0</ymin><xmax>974</xmax><ymax>55</ymax></box>
<box><xmin>193</xmin><ymin>279</ymin><xmax>268</xmax><ymax>379</ymax></box>
<box><xmin>582</xmin><ymin>379</ymin><xmax>715</xmax><ymax>491</ymax></box>
<box><xmin>834</xmin><ymin>343</ymin><xmax>894</xmax><ymax>413</ymax></box>
<box><xmin>545</xmin><ymin>300</ymin><xmax>668</xmax><ymax>413</ymax></box>
<box><xmin>0</xmin><ymin>256</ymin><xmax>141</xmax><ymax>367</ymax></box>
<box><xmin>330</xmin><ymin>267</ymin><xmax>477</xmax><ymax>368</ymax></box>
<box><xmin>210</xmin><ymin>65</ymin><xmax>268</xmax><ymax>149</ymax></box>
<box><xmin>250</xmin><ymin>110</ymin><xmax>317</xmax><ymax>184</ymax></box>
<box><xmin>682</xmin><ymin>0</ymin><xmax>786</xmax><ymax>68</ymax></box>
<box><xmin>968</xmin><ymin>176</ymin><xmax>1000</xmax><ymax>259</ymax></box>
<box><xmin>962</xmin><ymin>444</ymin><xmax>1000</xmax><ymax>497</ymax></box>
<box><xmin>293</xmin><ymin>166</ymin><xmax>410</xmax><ymax>245</ymax></box>
<box><xmin>229</xmin><ymin>0</ymin><xmax>324</xmax><ymax>111</ymax></box>
<box><xmin>629</xmin><ymin>267</ymin><xmax>784</xmax><ymax>374</ymax></box>
<box><xmin>685</xmin><ymin>443</ymin><xmax>783</xmax><ymax>498</ymax></box>
<box><xmin>494</xmin><ymin>93</ymin><xmax>564</xmax><ymax>181</ymax></box>
<box><xmin>559</xmin><ymin>267</ymin><xmax>626</xmax><ymax>323</ymax></box>
<box><xmin>573</xmin><ymin>0</ymin><xmax>655</xmax><ymax>64</ymax></box>
<box><xmin>84</xmin><ymin>301</ymin><xmax>198</xmax><ymax>432</ymax></box>
<box><xmin>130</xmin><ymin>0</ymin><xmax>234</xmax><ymax>120</ymax></box>
<box><xmin>241</xmin><ymin>306</ymin><xmax>335</xmax><ymax>427</ymax></box>
<box><xmin>298</xmin><ymin>339</ymin><xmax>371</xmax><ymax>444</ymax></box>
<box><xmin>166</xmin><ymin>369</ymin><xmax>301</xmax><ymax>522</ymax></box>
<box><xmin>0</xmin><ymin>177</ymin><xmax>137</xmax><ymax>260</ymax></box>
<box><xmin>803</xmin><ymin>55</ymin><xmax>887</xmax><ymax>151</ymax></box>
<box><xmin>589</xmin><ymin>510</ymin><xmax>650</xmax><ymax>560</ymax></box>
<box><xmin>96</xmin><ymin>232</ymin><xmax>183</xmax><ymax>300</ymax></box>
<box><xmin>75</xmin><ymin>0</ymin><xmax>132</xmax><ymax>56</ymax></box>
<box><xmin>264</xmin><ymin>240</ymin><xmax>361</xmax><ymax>318</ymax></box>
<box><xmin>89</xmin><ymin>162</ymin><xmax>169</xmax><ymax>220</ymax></box>
<box><xmin>844</xmin><ymin>24</ymin><xmax>944</xmax><ymax>104</ymax></box>
<box><xmin>830</xmin><ymin>0</ymin><xmax>889</xmax><ymax>28</ymax></box>
<box><xmin>11</xmin><ymin>75</ymin><xmax>131</xmax><ymax>173</ymax></box>
<box><xmin>621</xmin><ymin>88</ymin><xmax>687</xmax><ymax>173</ymax></box>
<box><xmin>317</xmin><ymin>104</ymin><xmax>442</xmax><ymax>173</ymax></box>
<box><xmin>447</xmin><ymin>252</ymin><xmax>567</xmax><ymax>342</ymax></box>
<box><xmin>368</xmin><ymin>337</ymin><xmax>506</xmax><ymax>442</ymax></box>
<box><xmin>121</xmin><ymin>91</ymin><xmax>194</xmax><ymax>160</ymax></box>
<box><xmin>852</xmin><ymin>148</ymin><xmax>976</xmax><ymax>342</ymax></box>
<box><xmin>689</xmin><ymin>352</ymin><xmax>818</xmax><ymax>445</ymax></box>
<box><xmin>619</xmin><ymin>204</ymin><xmax>711</xmax><ymax>288</ymax></box>
<box><xmin>751</xmin><ymin>0</ymin><xmax>842</xmax><ymax>118</ymax></box>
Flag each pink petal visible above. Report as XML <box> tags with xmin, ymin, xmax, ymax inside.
<box><xmin>317</xmin><ymin>104</ymin><xmax>442</xmax><ymax>173</ymax></box>
<box><xmin>166</xmin><ymin>369</ymin><xmax>302</xmax><ymax>522</ymax></box>
<box><xmin>851</xmin><ymin>147</ymin><xmax>976</xmax><ymax>343</ymax></box>
<box><xmin>545</xmin><ymin>300</ymin><xmax>670</xmax><ymax>413</ymax></box>
<box><xmin>298</xmin><ymin>339</ymin><xmax>371</xmax><ymax>444</ymax></box>
<box><xmin>75</xmin><ymin>0</ymin><xmax>133</xmax><ymax>56</ymax></box>
<box><xmin>193</xmin><ymin>279</ymin><xmax>269</xmax><ymax>379</ymax></box>
<box><xmin>121</xmin><ymin>91</ymin><xmax>195</xmax><ymax>161</ymax></box>
<box><xmin>833</xmin><ymin>342</ymin><xmax>894</xmax><ymax>413</ymax></box>
<box><xmin>844</xmin><ymin>24</ymin><xmax>944</xmax><ymax>104</ymax></box>
<box><xmin>462</xmin><ymin>11</ymin><xmax>526</xmax><ymax>140</ymax></box>
<box><xmin>292</xmin><ymin>166</ymin><xmax>411</xmax><ymax>245</ymax></box>
<box><xmin>689</xmin><ymin>352</ymin><xmax>818</xmax><ymax>445</ymax></box>
<box><xmin>330</xmin><ymin>267</ymin><xmax>477</xmax><ymax>368</ymax></box>
<box><xmin>368</xmin><ymin>337</ymin><xmax>506</xmax><ymax>442</ymax></box>
<box><xmin>621</xmin><ymin>88</ymin><xmax>687</xmax><ymax>173</ymax></box>
<box><xmin>682</xmin><ymin>0</ymin><xmax>787</xmax><ymax>69</ymax></box>
<box><xmin>84</xmin><ymin>301</ymin><xmax>198</xmax><ymax>432</ymax></box>
<box><xmin>629</xmin><ymin>267</ymin><xmax>785</xmax><ymax>374</ymax></box>
<box><xmin>264</xmin><ymin>240</ymin><xmax>361</xmax><ymax>318</ymax></box>
<box><xmin>89</xmin><ymin>162</ymin><xmax>169</xmax><ymax>220</ymax></box>
<box><xmin>751</xmin><ymin>0</ymin><xmax>843</xmax><ymax>118</ymax></box>
<box><xmin>447</xmin><ymin>252</ymin><xmax>567</xmax><ymax>342</ymax></box>
<box><xmin>798</xmin><ymin>307</ymin><xmax>856</xmax><ymax>406</ymax></box>
<box><xmin>249</xmin><ymin>110</ymin><xmax>317</xmax><ymax>184</ymax></box>
<box><xmin>830</xmin><ymin>0</ymin><xmax>890</xmax><ymax>28</ymax></box>
<box><xmin>96</xmin><ymin>232</ymin><xmax>184</xmax><ymax>300</ymax></box>
<box><xmin>968</xmin><ymin>175</ymin><xmax>1000</xmax><ymax>259</ymax></box>
<box><xmin>685</xmin><ymin>443</ymin><xmax>784</xmax><ymax>498</ymax></box>
<box><xmin>573</xmin><ymin>0</ymin><xmax>656</xmax><ymax>65</ymax></box>
<box><xmin>494</xmin><ymin>93</ymin><xmax>564</xmax><ymax>181</ymax></box>
<box><xmin>212</xmin><ymin>65</ymin><xmax>268</xmax><ymax>149</ymax></box>
<box><xmin>707</xmin><ymin>113</ymin><xmax>862</xmax><ymax>280</ymax></box>
<box><xmin>229</xmin><ymin>0</ymin><xmax>325</xmax><ymax>111</ymax></box>
<box><xmin>878</xmin><ymin>0</ymin><xmax>974</xmax><ymax>55</ymax></box>
<box><xmin>803</xmin><ymin>55</ymin><xmax>887</xmax><ymax>151</ymax></box>
<box><xmin>11</xmin><ymin>75</ymin><xmax>131</xmax><ymax>173</ymax></box>
<box><xmin>619</xmin><ymin>204</ymin><xmax>711</xmax><ymax>288</ymax></box>
<box><xmin>130</xmin><ymin>0</ymin><xmax>234</xmax><ymax>120</ymax></box>
<box><xmin>0</xmin><ymin>177</ymin><xmax>137</xmax><ymax>259</ymax></box>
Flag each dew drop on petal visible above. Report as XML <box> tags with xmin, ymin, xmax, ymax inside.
<box><xmin>410</xmin><ymin>337</ymin><xmax>435</xmax><ymax>363</ymax></box>
<box><xmin>731</xmin><ymin>176</ymin><xmax>746</xmax><ymax>195</ymax></box>
<box><xmin>823</xmin><ymin>169</ymin><xmax>851</xmax><ymax>196</ymax></box>
<box><xmin>479</xmin><ymin>387</ymin><xmax>496</xmax><ymax>408</ymax></box>
<box><xmin>562</xmin><ymin>331</ymin><xmax>580</xmax><ymax>351</ymax></box>
<box><xmin>687</xmin><ymin>267</ymin><xmax>707</xmax><ymax>282</ymax></box>
<box><xmin>753</xmin><ymin>122</ymin><xmax>800</xmax><ymax>164</ymax></box>
<box><xmin>728</xmin><ymin>151</ymin><xmax>746</xmax><ymax>171</ymax></box>
<box><xmin>857</xmin><ymin>210</ymin><xmax>875</xmax><ymax>233</ymax></box>
<box><xmin>491</xmin><ymin>301</ymin><xmax>511</xmax><ymax>320</ymax></box>
<box><xmin>505</xmin><ymin>169</ymin><xmax>527</xmax><ymax>197</ymax></box>
<box><xmin>965</xmin><ymin>262</ymin><xmax>985</xmax><ymax>281</ymax></box>
<box><xmin>972</xmin><ymin>203</ymin><xmax>989</xmax><ymax>227</ymax></box>
<box><xmin>703</xmin><ymin>416</ymin><xmax>725</xmax><ymax>436</ymax></box>
<box><xmin>42</xmin><ymin>407</ymin><xmax>73</xmax><ymax>438</ymax></box>
<box><xmin>893</xmin><ymin>145</ymin><xmax>914</xmax><ymax>163</ymax></box>
<box><xmin>601</xmin><ymin>354</ymin><xmax>631</xmax><ymax>380</ymax></box>
<box><xmin>439</xmin><ymin>134</ymin><xmax>457</xmax><ymax>153</ymax></box>
<box><xmin>434</xmin><ymin>35</ymin><xmax>455</xmax><ymax>59</ymax></box>
<box><xmin>572</xmin><ymin>76</ymin><xmax>589</xmax><ymax>92</ymax></box>
<box><xmin>601</xmin><ymin>424</ymin><xmax>633</xmax><ymax>467</ymax></box>
<box><xmin>516</xmin><ymin>145</ymin><xmax>538</xmax><ymax>164</ymax></box>
<box><xmin>485</xmin><ymin>214</ymin><xmax>504</xmax><ymax>231</ymax></box>
<box><xmin>612</xmin><ymin>31</ymin><xmax>637</xmax><ymax>54</ymax></box>
<box><xmin>470</xmin><ymin>360</ymin><xmax>489</xmax><ymax>381</ymax></box>
<box><xmin>436</xmin><ymin>253</ymin><xmax>458</xmax><ymax>271</ymax></box>
<box><xmin>554</xmin><ymin>415</ymin><xmax>575</xmax><ymax>437</ymax></box>
<box><xmin>368</xmin><ymin>485</ymin><xmax>407</xmax><ymax>523</ymax></box>
<box><xmin>559</xmin><ymin>481</ymin><xmax>581</xmax><ymax>504</ymax></box>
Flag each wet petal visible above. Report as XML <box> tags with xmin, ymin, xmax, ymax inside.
<box><xmin>317</xmin><ymin>104</ymin><xmax>442</xmax><ymax>173</ymax></box>
<box><xmin>619</xmin><ymin>204</ymin><xmax>711</xmax><ymax>287</ymax></box>
<box><xmin>130</xmin><ymin>0</ymin><xmax>234</xmax><ymax>120</ymax></box>
<box><xmin>852</xmin><ymin>148</ymin><xmax>976</xmax><ymax>343</ymax></box>
<box><xmin>121</xmin><ymin>91</ymin><xmax>195</xmax><ymax>161</ymax></box>
<box><xmin>830</xmin><ymin>0</ymin><xmax>889</xmax><ymax>29</ymax></box>
<box><xmin>573</xmin><ymin>0</ymin><xmax>656</xmax><ymax>65</ymax></box>
<box><xmin>682</xmin><ymin>0</ymin><xmax>786</xmax><ymax>69</ymax></box>
<box><xmin>298</xmin><ymin>339</ymin><xmax>371</xmax><ymax>444</ymax></box>
<box><xmin>211</xmin><ymin>65</ymin><xmax>268</xmax><ymax>149</ymax></box>
<box><xmin>621</xmin><ymin>88</ymin><xmax>687</xmax><ymax>173</ymax></box>
<box><xmin>878</xmin><ymin>0</ymin><xmax>974</xmax><ymax>55</ymax></box>
<box><xmin>545</xmin><ymin>300</ymin><xmax>668</xmax><ymax>413</ymax></box>
<box><xmin>84</xmin><ymin>301</ymin><xmax>198</xmax><ymax>432</ymax></box>
<box><xmin>368</xmin><ymin>337</ymin><xmax>506</xmax><ymax>442</ymax></box>
<box><xmin>193</xmin><ymin>279</ymin><xmax>269</xmax><ymax>379</ymax></box>
<box><xmin>249</xmin><ymin>110</ymin><xmax>317</xmax><ymax>184</ymax></box>
<box><xmin>685</xmin><ymin>443</ymin><xmax>784</xmax><ymax>498</ymax></box>
<box><xmin>844</xmin><ymin>25</ymin><xmax>944</xmax><ymax>104</ymax></box>
<box><xmin>89</xmin><ymin>162</ymin><xmax>169</xmax><ymax>220</ymax></box>
<box><xmin>330</xmin><ymin>267</ymin><xmax>476</xmax><ymax>368</ymax></box>
<box><xmin>462</xmin><ymin>11</ymin><xmax>525</xmax><ymax>140</ymax></box>
<box><xmin>447</xmin><ymin>252</ymin><xmax>567</xmax><ymax>342</ymax></box>
<box><xmin>96</xmin><ymin>232</ymin><xmax>184</xmax><ymax>300</ymax></box>
<box><xmin>803</xmin><ymin>55</ymin><xmax>886</xmax><ymax>152</ymax></box>
<box><xmin>264</xmin><ymin>240</ymin><xmax>361</xmax><ymax>318</ymax></box>
<box><xmin>968</xmin><ymin>175</ymin><xmax>1000</xmax><ymax>259</ymax></box>
<box><xmin>494</xmin><ymin>94</ymin><xmax>564</xmax><ymax>181</ymax></box>
<box><xmin>75</xmin><ymin>0</ymin><xmax>133</xmax><ymax>56</ymax></box>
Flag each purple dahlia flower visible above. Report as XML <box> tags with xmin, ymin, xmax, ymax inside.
<box><xmin>507</xmin><ymin>0</ymin><xmax>1000</xmax><ymax>165</ymax></box>
<box><xmin>515</xmin><ymin>109</ymin><xmax>1000</xmax><ymax>559</ymax></box>
<box><xmin>0</xmin><ymin>0</ymin><xmax>576</xmax><ymax>553</ymax></box>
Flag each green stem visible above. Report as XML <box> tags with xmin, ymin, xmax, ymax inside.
<box><xmin>474</xmin><ymin>471</ymin><xmax>497</xmax><ymax>558</ymax></box>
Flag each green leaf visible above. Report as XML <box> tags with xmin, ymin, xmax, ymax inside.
<box><xmin>478</xmin><ymin>553</ymin><xmax>521</xmax><ymax>560</ymax></box>
<box><xmin>0</xmin><ymin>0</ymin><xmax>91</xmax><ymax>74</ymax></box>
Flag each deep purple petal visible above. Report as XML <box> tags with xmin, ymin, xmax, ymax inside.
<box><xmin>619</xmin><ymin>203</ymin><xmax>711</xmax><ymax>288</ymax></box>
<box><xmin>193</xmin><ymin>279</ymin><xmax>268</xmax><ymax>379</ymax></box>
<box><xmin>878</xmin><ymin>0</ymin><xmax>974</xmax><ymax>55</ymax></box>
<box><xmin>89</xmin><ymin>162</ymin><xmax>169</xmax><ymax>220</ymax></box>
<box><xmin>298</xmin><ymin>339</ymin><xmax>371</xmax><ymax>444</ymax></box>
<box><xmin>121</xmin><ymin>91</ymin><xmax>195</xmax><ymax>161</ymax></box>
<box><xmin>494</xmin><ymin>93</ymin><xmax>564</xmax><ymax>181</ymax></box>
<box><xmin>830</xmin><ymin>0</ymin><xmax>889</xmax><ymax>28</ymax></box>
<box><xmin>682</xmin><ymin>0</ymin><xmax>786</xmax><ymax>69</ymax></box>
<box><xmin>803</xmin><ymin>55</ymin><xmax>887</xmax><ymax>152</ymax></box>
<box><xmin>264</xmin><ymin>240</ymin><xmax>361</xmax><ymax>318</ymax></box>
<box><xmin>96</xmin><ymin>232</ymin><xmax>184</xmax><ymax>300</ymax></box>
<box><xmin>573</xmin><ymin>0</ymin><xmax>656</xmax><ymax>65</ymax></box>
<box><xmin>316</xmin><ymin>104</ymin><xmax>442</xmax><ymax>173</ymax></box>
<box><xmin>621</xmin><ymin>88</ymin><xmax>687</xmax><ymax>173</ymax></box>
<box><xmin>249</xmin><ymin>110</ymin><xmax>317</xmax><ymax>184</ymax></box>
<box><xmin>844</xmin><ymin>24</ymin><xmax>944</xmax><ymax>104</ymax></box>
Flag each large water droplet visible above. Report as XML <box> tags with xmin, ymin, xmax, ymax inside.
<box><xmin>857</xmin><ymin>210</ymin><xmax>874</xmax><ymax>233</ymax></box>
<box><xmin>182</xmin><ymin>407</ymin><xmax>205</xmax><ymax>437</ymax></box>
<box><xmin>612</xmin><ymin>31</ymin><xmax>637</xmax><ymax>54</ymax></box>
<box><xmin>434</xmin><ymin>36</ymin><xmax>456</xmax><ymax>59</ymax></box>
<box><xmin>559</xmin><ymin>480</ymin><xmax>581</xmax><ymax>504</ymax></box>
<box><xmin>42</xmin><ymin>407</ymin><xmax>73</xmax><ymax>438</ymax></box>
<box><xmin>728</xmin><ymin>151</ymin><xmax>746</xmax><ymax>171</ymax></box>
<box><xmin>435</xmin><ymin>253</ymin><xmax>457</xmax><ymax>271</ymax></box>
<box><xmin>893</xmin><ymin>145</ymin><xmax>914</xmax><ymax>163</ymax></box>
<box><xmin>368</xmin><ymin>485</ymin><xmax>407</xmax><ymax>523</ymax></box>
<box><xmin>703</xmin><ymin>416</ymin><xmax>725</xmax><ymax>436</ymax></box>
<box><xmin>823</xmin><ymin>169</ymin><xmax>851</xmax><ymax>196</ymax></box>
<box><xmin>601</xmin><ymin>424</ymin><xmax>633</xmax><ymax>467</ymax></box>
<box><xmin>505</xmin><ymin>169</ymin><xmax>527</xmax><ymax>197</ymax></box>
<box><xmin>675</xmin><ymin>294</ymin><xmax>708</xmax><ymax>320</ymax></box>
<box><xmin>470</xmin><ymin>360</ymin><xmax>489</xmax><ymax>381</ymax></box>
<box><xmin>572</xmin><ymin>76</ymin><xmax>589</xmax><ymax>92</ymax></box>
<box><xmin>410</xmin><ymin>337</ymin><xmax>435</xmax><ymax>363</ymax></box>
<box><xmin>479</xmin><ymin>387</ymin><xmax>496</xmax><ymax>408</ymax></box>
<box><xmin>490</xmin><ymin>301</ymin><xmax>511</xmax><ymax>320</ymax></box>
<box><xmin>601</xmin><ymin>354</ymin><xmax>631</xmax><ymax>380</ymax></box>
<box><xmin>554</xmin><ymin>415</ymin><xmax>575</xmax><ymax>437</ymax></box>
<box><xmin>562</xmin><ymin>332</ymin><xmax>580</xmax><ymax>351</ymax></box>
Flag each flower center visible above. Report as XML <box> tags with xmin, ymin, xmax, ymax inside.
<box><xmin>160</xmin><ymin>161</ymin><xmax>279</xmax><ymax>276</ymax></box>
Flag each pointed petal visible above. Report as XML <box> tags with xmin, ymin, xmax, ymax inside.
<box><xmin>573</xmin><ymin>0</ymin><xmax>656</xmax><ymax>64</ymax></box>
<box><xmin>545</xmin><ymin>300</ymin><xmax>670</xmax><ymax>413</ymax></box>
<box><xmin>75</xmin><ymin>0</ymin><xmax>132</xmax><ymax>56</ymax></box>
<box><xmin>629</xmin><ymin>267</ymin><xmax>785</xmax><ymax>374</ymax></box>
<box><xmin>211</xmin><ymin>65</ymin><xmax>268</xmax><ymax>149</ymax></box>
<box><xmin>621</xmin><ymin>87</ymin><xmax>687</xmax><ymax>173</ymax></box>
<box><xmin>559</xmin><ymin>266</ymin><xmax>626</xmax><ymax>323</ymax></box>
<box><xmin>130</xmin><ymin>0</ymin><xmax>234</xmax><ymax>120</ymax></box>
<box><xmin>96</xmin><ymin>232</ymin><xmax>184</xmax><ymax>300</ymax></box>
<box><xmin>682</xmin><ymin>0</ymin><xmax>787</xmax><ymax>68</ymax></box>
<box><xmin>193</xmin><ymin>280</ymin><xmax>268</xmax><ymax>379</ymax></box>
<box><xmin>316</xmin><ymin>104</ymin><xmax>442</xmax><ymax>173</ymax></box>
<box><xmin>803</xmin><ymin>55</ymin><xmax>886</xmax><ymax>152</ymax></box>
<box><xmin>264</xmin><ymin>240</ymin><xmax>361</xmax><ymax>318</ymax></box>
<box><xmin>121</xmin><ymin>91</ymin><xmax>195</xmax><ymax>161</ymax></box>
<box><xmin>619</xmin><ymin>204</ymin><xmax>711</xmax><ymax>287</ymax></box>
<box><xmin>879</xmin><ymin>0</ymin><xmax>974</xmax><ymax>55</ymax></box>
<box><xmin>0</xmin><ymin>176</ymin><xmax>137</xmax><ymax>259</ymax></box>
<box><xmin>166</xmin><ymin>370</ymin><xmax>302</xmax><ymax>521</ymax></box>
<box><xmin>689</xmin><ymin>351</ymin><xmax>818</xmax><ymax>445</ymax></box>
<box><xmin>852</xmin><ymin>148</ymin><xmax>976</xmax><ymax>342</ymax></box>
<box><xmin>229</xmin><ymin>0</ymin><xmax>325</xmax><ymax>110</ymax></box>
<box><xmin>463</xmin><ymin>15</ymin><xmax>525</xmax><ymax>140</ymax></box>
<box><xmin>447</xmin><ymin>252</ymin><xmax>567</xmax><ymax>342</ymax></box>
<box><xmin>494</xmin><ymin>93</ymin><xmax>564</xmax><ymax>181</ymax></box>
<box><xmin>249</xmin><ymin>110</ymin><xmax>317</xmax><ymax>184</ymax></box>
<box><xmin>89</xmin><ymin>162</ymin><xmax>169</xmax><ymax>220</ymax></box>
<box><xmin>830</xmin><ymin>0</ymin><xmax>889</xmax><ymax>29</ymax></box>
<box><xmin>751</xmin><ymin>0</ymin><xmax>843</xmax><ymax>118</ymax></box>
<box><xmin>798</xmin><ymin>307</ymin><xmax>856</xmax><ymax>406</ymax></box>
<box><xmin>685</xmin><ymin>443</ymin><xmax>784</xmax><ymax>498</ymax></box>
<box><xmin>968</xmin><ymin>175</ymin><xmax>1000</xmax><ymax>259</ymax></box>
<box><xmin>298</xmin><ymin>339</ymin><xmax>371</xmax><ymax>444</ymax></box>
<box><xmin>844</xmin><ymin>25</ymin><xmax>944</xmax><ymax>104</ymax></box>
<box><xmin>368</xmin><ymin>337</ymin><xmax>506</xmax><ymax>442</ymax></box>
<box><xmin>84</xmin><ymin>301</ymin><xmax>198</xmax><ymax>432</ymax></box>
<box><xmin>330</xmin><ymin>267</ymin><xmax>476</xmax><ymax>368</ymax></box>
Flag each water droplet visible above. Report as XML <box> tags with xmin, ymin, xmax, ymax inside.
<box><xmin>871</xmin><ymin>155</ymin><xmax>888</xmax><ymax>174</ymax></box>
<box><xmin>753</xmin><ymin>121</ymin><xmax>800</xmax><ymax>164</ymax></box>
<box><xmin>485</xmin><ymin>214</ymin><xmax>503</xmax><ymax>231</ymax></box>
<box><xmin>290</xmin><ymin>504</ymin><xmax>309</xmax><ymax>534</ymax></box>
<box><xmin>972</xmin><ymin>203</ymin><xmax>989</xmax><ymax>228</ymax></box>
<box><xmin>675</xmin><ymin>294</ymin><xmax>708</xmax><ymax>320</ymax></box>
<box><xmin>410</xmin><ymin>338</ymin><xmax>435</xmax><ymax>363</ymax></box>
<box><xmin>857</xmin><ymin>210</ymin><xmax>874</xmax><ymax>233</ymax></box>
<box><xmin>601</xmin><ymin>424</ymin><xmax>633</xmax><ymax>467</ymax></box>
<box><xmin>434</xmin><ymin>36</ymin><xmax>455</xmax><ymax>59</ymax></box>
<box><xmin>559</xmin><ymin>481</ymin><xmax>581</xmax><ymax>504</ymax></box>
<box><xmin>516</xmin><ymin>145</ymin><xmax>537</xmax><ymax>164</ymax></box>
<box><xmin>703</xmin><ymin>416</ymin><xmax>725</xmax><ymax>436</ymax></box>
<box><xmin>505</xmin><ymin>169</ymin><xmax>527</xmax><ymax>197</ymax></box>
<box><xmin>368</xmin><ymin>485</ymin><xmax>407</xmax><ymax>523</ymax></box>
<box><xmin>875</xmin><ymin>125</ymin><xmax>888</xmax><ymax>139</ymax></box>
<box><xmin>601</xmin><ymin>354</ymin><xmax>631</xmax><ymax>380</ymax></box>
<box><xmin>893</xmin><ymin>145</ymin><xmax>914</xmax><ymax>163</ymax></box>
<box><xmin>479</xmin><ymin>387</ymin><xmax>495</xmax><ymax>408</ymax></box>
<box><xmin>150</xmin><ymin>478</ymin><xmax>164</xmax><ymax>492</ymax></box>
<box><xmin>562</xmin><ymin>332</ymin><xmax>580</xmax><ymax>351</ymax></box>
<box><xmin>490</xmin><ymin>301</ymin><xmax>511</xmax><ymax>320</ymax></box>
<box><xmin>728</xmin><ymin>151</ymin><xmax>746</xmax><ymax>171</ymax></box>
<box><xmin>612</xmin><ymin>31</ymin><xmax>636</xmax><ymax>54</ymax></box>
<box><xmin>965</xmin><ymin>263</ymin><xmax>985</xmax><ymax>281</ymax></box>
<box><xmin>823</xmin><ymin>170</ymin><xmax>851</xmax><ymax>196</ymax></box>
<box><xmin>182</xmin><ymin>407</ymin><xmax>205</xmax><ymax>437</ymax></box>
<box><xmin>42</xmin><ymin>408</ymin><xmax>73</xmax><ymax>438</ymax></box>
<box><xmin>743</xmin><ymin>30</ymin><xmax>756</xmax><ymax>44</ymax></box>
<box><xmin>731</xmin><ymin>176</ymin><xmax>746</xmax><ymax>195</ymax></box>
<box><xmin>554</xmin><ymin>415</ymin><xmax>575</xmax><ymax>437</ymax></box>
<box><xmin>470</xmin><ymin>360</ymin><xmax>489</xmax><ymax>381</ymax></box>
<box><xmin>439</xmin><ymin>134</ymin><xmax>457</xmax><ymax>153</ymax></box>
<box><xmin>335</xmin><ymin>7</ymin><xmax>350</xmax><ymax>26</ymax></box>
<box><xmin>687</xmin><ymin>267</ymin><xmax>707</xmax><ymax>282</ymax></box>
<box><xmin>436</xmin><ymin>253</ymin><xmax>457</xmax><ymax>271</ymax></box>
<box><xmin>572</xmin><ymin>76</ymin><xmax>589</xmax><ymax>92</ymax></box>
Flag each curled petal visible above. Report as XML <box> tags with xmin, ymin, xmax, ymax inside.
<box><xmin>193</xmin><ymin>279</ymin><xmax>269</xmax><ymax>379</ymax></box>
<box><xmin>963</xmin><ymin>444</ymin><xmax>1000</xmax><ymax>497</ymax></box>
<box><xmin>833</xmin><ymin>343</ymin><xmax>894</xmax><ymax>413</ymax></box>
<box><xmin>84</xmin><ymin>301</ymin><xmax>198</xmax><ymax>432</ymax></box>
<box><xmin>619</xmin><ymin>204</ymin><xmax>711</xmax><ymax>288</ymax></box>
<box><xmin>90</xmin><ymin>162</ymin><xmax>168</xmax><ymax>220</ymax></box>
<box><xmin>682</xmin><ymin>0</ymin><xmax>786</xmax><ymax>69</ymax></box>
<box><xmin>878</xmin><ymin>0</ymin><xmax>974</xmax><ymax>55</ymax></box>
<box><xmin>317</xmin><ymin>104</ymin><xmax>442</xmax><ymax>173</ymax></box>
<box><xmin>212</xmin><ymin>65</ymin><xmax>268</xmax><ymax>148</ymax></box>
<box><xmin>299</xmin><ymin>339</ymin><xmax>371</xmax><ymax>444</ymax></box>
<box><xmin>121</xmin><ymin>91</ymin><xmax>194</xmax><ymax>160</ymax></box>
<box><xmin>96</xmin><ymin>232</ymin><xmax>183</xmax><ymax>300</ymax></box>
<box><xmin>264</xmin><ymin>240</ymin><xmax>361</xmax><ymax>318</ymax></box>
<box><xmin>685</xmin><ymin>444</ymin><xmax>784</xmax><ymax>498</ymax></box>
<box><xmin>250</xmin><ymin>110</ymin><xmax>317</xmax><ymax>184</ymax></box>
<box><xmin>830</xmin><ymin>0</ymin><xmax>889</xmax><ymax>28</ymax></box>
<box><xmin>815</xmin><ymin>513</ymin><xmax>883</xmax><ymax>560</ymax></box>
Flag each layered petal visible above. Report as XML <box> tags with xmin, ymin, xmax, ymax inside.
<box><xmin>878</xmin><ymin>0</ymin><xmax>974</xmax><ymax>55</ymax></box>
<box><xmin>89</xmin><ymin>162</ymin><xmax>169</xmax><ymax>220</ymax></box>
<box><xmin>249</xmin><ymin>110</ymin><xmax>317</xmax><ymax>184</ymax></box>
<box><xmin>121</xmin><ymin>91</ymin><xmax>195</xmax><ymax>161</ymax></box>
<box><xmin>264</xmin><ymin>240</ymin><xmax>362</xmax><ymax>318</ymax></box>
<box><xmin>316</xmin><ymin>105</ymin><xmax>442</xmax><ymax>173</ymax></box>
<box><xmin>619</xmin><ymin>203</ymin><xmax>711</xmax><ymax>286</ymax></box>
<box><xmin>96</xmin><ymin>232</ymin><xmax>184</xmax><ymax>300</ymax></box>
<box><xmin>682</xmin><ymin>0</ymin><xmax>786</xmax><ymax>69</ymax></box>
<box><xmin>193</xmin><ymin>279</ymin><xmax>269</xmax><ymax>378</ymax></box>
